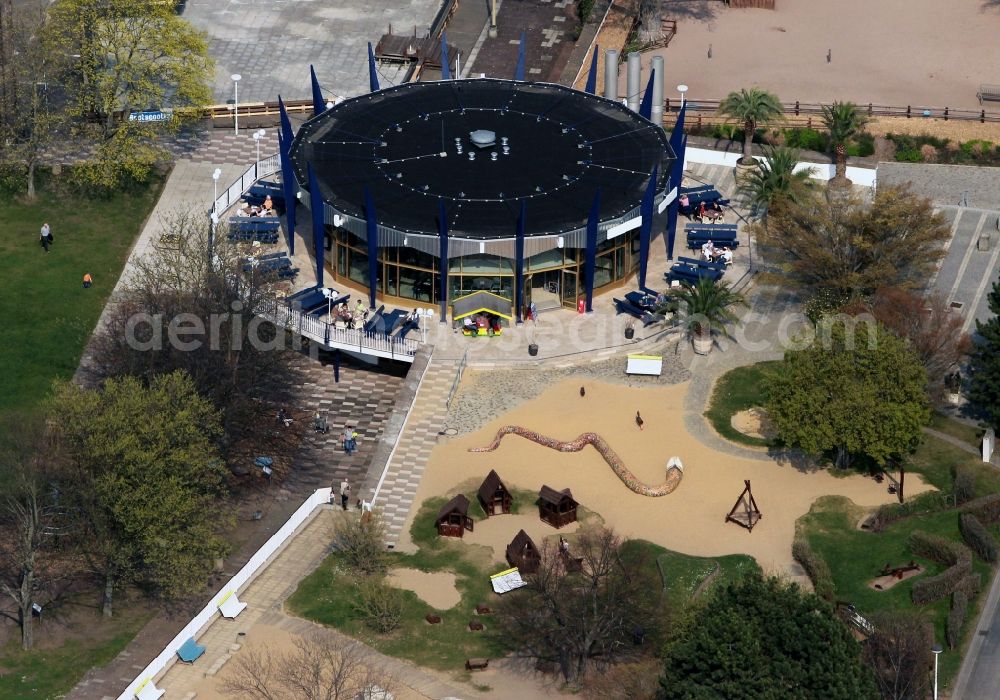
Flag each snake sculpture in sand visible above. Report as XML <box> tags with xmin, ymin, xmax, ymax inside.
<box><xmin>469</xmin><ymin>425</ymin><xmax>684</xmax><ymax>496</ymax></box>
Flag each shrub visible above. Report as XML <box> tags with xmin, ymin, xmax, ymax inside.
<box><xmin>959</xmin><ymin>513</ymin><xmax>998</xmax><ymax>563</ymax></box>
<box><xmin>355</xmin><ymin>580</ymin><xmax>403</xmax><ymax>634</ymax></box>
<box><xmin>792</xmin><ymin>538</ymin><xmax>835</xmax><ymax>601</ymax></box>
<box><xmin>954</xmin><ymin>467</ymin><xmax>976</xmax><ymax>505</ymax></box>
<box><xmin>908</xmin><ymin>530</ymin><xmax>971</xmax><ymax>566</ymax></box>
<box><xmin>962</xmin><ymin>493</ymin><xmax>1000</xmax><ymax>524</ymax></box>
<box><xmin>872</xmin><ymin>491</ymin><xmax>951</xmax><ymax>529</ymax></box>
<box><xmin>920</xmin><ymin>144</ymin><xmax>938</xmax><ymax>162</ymax></box>
<box><xmin>783</xmin><ymin>127</ymin><xmax>828</xmax><ymax>153</ymax></box>
<box><xmin>334</xmin><ymin>510</ymin><xmax>389</xmax><ymax>576</ymax></box>
<box><xmin>911</xmin><ymin>562</ymin><xmax>972</xmax><ymax>605</ymax></box>
<box><xmin>946</xmin><ymin>591</ymin><xmax>968</xmax><ymax>650</ymax></box>
<box><xmin>0</xmin><ymin>162</ymin><xmax>27</xmax><ymax>195</ymax></box>
<box><xmin>955</xmin><ymin>571</ymin><xmax>982</xmax><ymax>599</ymax></box>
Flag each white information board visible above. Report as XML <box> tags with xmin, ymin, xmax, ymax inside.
<box><xmin>626</xmin><ymin>354</ymin><xmax>663</xmax><ymax>376</ymax></box>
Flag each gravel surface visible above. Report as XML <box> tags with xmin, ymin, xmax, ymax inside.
<box><xmin>445</xmin><ymin>351</ymin><xmax>692</xmax><ymax>435</ymax></box>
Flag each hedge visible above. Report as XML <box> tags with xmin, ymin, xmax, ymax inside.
<box><xmin>961</xmin><ymin>493</ymin><xmax>1000</xmax><ymax>524</ymax></box>
<box><xmin>873</xmin><ymin>491</ymin><xmax>951</xmax><ymax>529</ymax></box>
<box><xmin>955</xmin><ymin>572</ymin><xmax>982</xmax><ymax>600</ymax></box>
<box><xmin>946</xmin><ymin>591</ymin><xmax>969</xmax><ymax>650</ymax></box>
<box><xmin>954</xmin><ymin>467</ymin><xmax>976</xmax><ymax>505</ymax></box>
<box><xmin>959</xmin><ymin>513</ymin><xmax>998</xmax><ymax>563</ymax></box>
<box><xmin>908</xmin><ymin>530</ymin><xmax>972</xmax><ymax>567</ymax></box>
<box><xmin>911</xmin><ymin>561</ymin><xmax>973</xmax><ymax>605</ymax></box>
<box><xmin>909</xmin><ymin>530</ymin><xmax>973</xmax><ymax>605</ymax></box>
<box><xmin>792</xmin><ymin>538</ymin><xmax>835</xmax><ymax>601</ymax></box>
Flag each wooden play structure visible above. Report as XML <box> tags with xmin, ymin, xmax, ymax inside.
<box><xmin>436</xmin><ymin>494</ymin><xmax>474</xmax><ymax>538</ymax></box>
<box><xmin>506</xmin><ymin>529</ymin><xmax>540</xmax><ymax>574</ymax></box>
<box><xmin>478</xmin><ymin>469</ymin><xmax>512</xmax><ymax>517</ymax></box>
<box><xmin>725</xmin><ymin>480</ymin><xmax>762</xmax><ymax>532</ymax></box>
<box><xmin>538</xmin><ymin>485</ymin><xmax>578</xmax><ymax>529</ymax></box>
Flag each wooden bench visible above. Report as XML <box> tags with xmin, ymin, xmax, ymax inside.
<box><xmin>465</xmin><ymin>658</ymin><xmax>490</xmax><ymax>671</ymax></box>
<box><xmin>979</xmin><ymin>84</ymin><xmax>1000</xmax><ymax>104</ymax></box>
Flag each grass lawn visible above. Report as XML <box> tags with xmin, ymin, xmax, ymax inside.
<box><xmin>928</xmin><ymin>412</ymin><xmax>983</xmax><ymax>448</ymax></box>
<box><xmin>799</xmin><ymin>496</ymin><xmax>994</xmax><ymax>689</ymax></box>
<box><xmin>0</xmin><ymin>171</ymin><xmax>166</xmax><ymax>416</ymax></box>
<box><xmin>0</xmin><ymin>604</ymin><xmax>154</xmax><ymax>699</ymax></box>
<box><xmin>287</xmin><ymin>493</ymin><xmax>758</xmax><ymax>678</ymax></box>
<box><xmin>703</xmin><ymin>361</ymin><xmax>782</xmax><ymax>448</ymax></box>
<box><xmin>907</xmin><ymin>430</ymin><xmax>1000</xmax><ymax>496</ymax></box>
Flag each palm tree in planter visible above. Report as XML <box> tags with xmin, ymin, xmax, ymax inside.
<box><xmin>738</xmin><ymin>146</ymin><xmax>814</xmax><ymax>225</ymax></box>
<box><xmin>821</xmin><ymin>101</ymin><xmax>869</xmax><ymax>185</ymax></box>
<box><xmin>675</xmin><ymin>277</ymin><xmax>746</xmax><ymax>355</ymax></box>
<box><xmin>718</xmin><ymin>88</ymin><xmax>784</xmax><ymax>179</ymax></box>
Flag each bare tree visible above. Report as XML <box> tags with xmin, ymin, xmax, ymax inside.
<box><xmin>0</xmin><ymin>418</ymin><xmax>68</xmax><ymax>649</ymax></box>
<box><xmin>221</xmin><ymin>629</ymin><xmax>396</xmax><ymax>700</ymax></box>
<box><xmin>862</xmin><ymin>610</ymin><xmax>933</xmax><ymax>700</ymax></box>
<box><xmin>495</xmin><ymin>526</ymin><xmax>659</xmax><ymax>687</ymax></box>
<box><xmin>90</xmin><ymin>211</ymin><xmax>301</xmax><ymax>445</ymax></box>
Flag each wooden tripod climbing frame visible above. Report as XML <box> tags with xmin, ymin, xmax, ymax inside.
<box><xmin>726</xmin><ymin>479</ymin><xmax>762</xmax><ymax>532</ymax></box>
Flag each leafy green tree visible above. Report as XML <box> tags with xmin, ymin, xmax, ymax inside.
<box><xmin>739</xmin><ymin>146</ymin><xmax>814</xmax><ymax>223</ymax></box>
<box><xmin>822</xmin><ymin>101</ymin><xmax>869</xmax><ymax>183</ymax></box>
<box><xmin>759</xmin><ymin>185</ymin><xmax>950</xmax><ymax>298</ymax></box>
<box><xmin>968</xmin><ymin>278</ymin><xmax>1000</xmax><ymax>430</ymax></box>
<box><xmin>671</xmin><ymin>277</ymin><xmax>746</xmax><ymax>354</ymax></box>
<box><xmin>660</xmin><ymin>572</ymin><xmax>877</xmax><ymax>699</ymax></box>
<box><xmin>42</xmin><ymin>0</ymin><xmax>213</xmax><ymax>189</ymax></box>
<box><xmin>765</xmin><ymin>321</ymin><xmax>930</xmax><ymax>469</ymax></box>
<box><xmin>718</xmin><ymin>88</ymin><xmax>784</xmax><ymax>164</ymax></box>
<box><xmin>53</xmin><ymin>371</ymin><xmax>231</xmax><ymax>616</ymax></box>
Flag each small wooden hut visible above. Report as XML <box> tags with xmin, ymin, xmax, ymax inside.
<box><xmin>477</xmin><ymin>469</ymin><xmax>512</xmax><ymax>517</ymax></box>
<box><xmin>505</xmin><ymin>529</ymin><xmax>540</xmax><ymax>574</ymax></box>
<box><xmin>538</xmin><ymin>485</ymin><xmax>578</xmax><ymax>529</ymax></box>
<box><xmin>436</xmin><ymin>494</ymin><xmax>474</xmax><ymax>537</ymax></box>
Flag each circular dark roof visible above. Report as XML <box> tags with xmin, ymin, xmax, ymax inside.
<box><xmin>289</xmin><ymin>78</ymin><xmax>674</xmax><ymax>240</ymax></box>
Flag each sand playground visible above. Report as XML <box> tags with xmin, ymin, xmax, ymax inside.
<box><xmin>644</xmin><ymin>0</ymin><xmax>1000</xmax><ymax>111</ymax></box>
<box><xmin>400</xmin><ymin>378</ymin><xmax>933</xmax><ymax>576</ymax></box>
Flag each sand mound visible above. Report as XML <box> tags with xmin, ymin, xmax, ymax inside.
<box><xmin>869</xmin><ymin>565</ymin><xmax>925</xmax><ymax>591</ymax></box>
<box><xmin>731</xmin><ymin>408</ymin><xmax>777</xmax><ymax>440</ymax></box>
<box><xmin>386</xmin><ymin>568</ymin><xmax>461</xmax><ymax>610</ymax></box>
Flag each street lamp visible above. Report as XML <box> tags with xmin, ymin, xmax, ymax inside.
<box><xmin>253</xmin><ymin>128</ymin><xmax>265</xmax><ymax>163</ymax></box>
<box><xmin>212</xmin><ymin>168</ymin><xmax>222</xmax><ymax>213</ymax></box>
<box><xmin>231</xmin><ymin>73</ymin><xmax>242</xmax><ymax>135</ymax></box>
<box><xmin>677</xmin><ymin>84</ymin><xmax>689</xmax><ymax>108</ymax></box>
<box><xmin>931</xmin><ymin>643</ymin><xmax>943</xmax><ymax>700</ymax></box>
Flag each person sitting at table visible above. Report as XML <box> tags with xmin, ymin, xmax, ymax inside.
<box><xmin>701</xmin><ymin>240</ymin><xmax>714</xmax><ymax>259</ymax></box>
<box><xmin>263</xmin><ymin>195</ymin><xmax>274</xmax><ymax>212</ymax></box>
<box><xmin>721</xmin><ymin>247</ymin><xmax>734</xmax><ymax>265</ymax></box>
<box><xmin>709</xmin><ymin>200</ymin><xmax>723</xmax><ymax>213</ymax></box>
<box><xmin>697</xmin><ymin>201</ymin><xmax>707</xmax><ymax>220</ymax></box>
<box><xmin>679</xmin><ymin>193</ymin><xmax>690</xmax><ymax>208</ymax></box>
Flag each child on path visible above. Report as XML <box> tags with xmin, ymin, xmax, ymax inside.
<box><xmin>340</xmin><ymin>479</ymin><xmax>351</xmax><ymax>510</ymax></box>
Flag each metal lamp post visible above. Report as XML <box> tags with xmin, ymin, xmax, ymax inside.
<box><xmin>212</xmin><ymin>168</ymin><xmax>222</xmax><ymax>213</ymax></box>
<box><xmin>677</xmin><ymin>84</ymin><xmax>688</xmax><ymax>108</ymax></box>
<box><xmin>931</xmin><ymin>644</ymin><xmax>942</xmax><ymax>699</ymax></box>
<box><xmin>253</xmin><ymin>128</ymin><xmax>265</xmax><ymax>164</ymax></box>
<box><xmin>231</xmin><ymin>73</ymin><xmax>242</xmax><ymax>135</ymax></box>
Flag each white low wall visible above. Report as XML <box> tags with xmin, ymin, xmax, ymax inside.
<box><xmin>684</xmin><ymin>146</ymin><xmax>877</xmax><ymax>188</ymax></box>
<box><xmin>117</xmin><ymin>487</ymin><xmax>332</xmax><ymax>700</ymax></box>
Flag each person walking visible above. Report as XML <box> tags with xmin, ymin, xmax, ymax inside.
<box><xmin>40</xmin><ymin>223</ymin><xmax>51</xmax><ymax>252</ymax></box>
<box><xmin>82</xmin><ymin>273</ymin><xmax>93</xmax><ymax>288</ymax></box>
<box><xmin>343</xmin><ymin>425</ymin><xmax>355</xmax><ymax>455</ymax></box>
<box><xmin>339</xmin><ymin>479</ymin><xmax>351</xmax><ymax>510</ymax></box>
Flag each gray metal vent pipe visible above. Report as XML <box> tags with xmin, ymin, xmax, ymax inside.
<box><xmin>650</xmin><ymin>55</ymin><xmax>664</xmax><ymax>125</ymax></box>
<box><xmin>626</xmin><ymin>52</ymin><xmax>641</xmax><ymax>111</ymax></box>
<box><xmin>604</xmin><ymin>49</ymin><xmax>619</xmax><ymax>101</ymax></box>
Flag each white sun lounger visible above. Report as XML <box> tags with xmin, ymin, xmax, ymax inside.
<box><xmin>217</xmin><ymin>590</ymin><xmax>248</xmax><ymax>619</ymax></box>
<box><xmin>135</xmin><ymin>678</ymin><xmax>165</xmax><ymax>700</ymax></box>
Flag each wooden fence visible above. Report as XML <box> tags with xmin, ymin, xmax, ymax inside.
<box><xmin>663</xmin><ymin>98</ymin><xmax>1000</xmax><ymax>126</ymax></box>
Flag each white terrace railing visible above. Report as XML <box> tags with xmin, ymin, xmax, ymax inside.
<box><xmin>259</xmin><ymin>297</ymin><xmax>420</xmax><ymax>362</ymax></box>
<box><xmin>213</xmin><ymin>153</ymin><xmax>281</xmax><ymax>215</ymax></box>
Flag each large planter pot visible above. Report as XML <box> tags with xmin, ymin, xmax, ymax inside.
<box><xmin>734</xmin><ymin>159</ymin><xmax>760</xmax><ymax>186</ymax></box>
<box><xmin>528</xmin><ymin>343</ymin><xmax>539</xmax><ymax>356</ymax></box>
<box><xmin>692</xmin><ymin>330</ymin><xmax>713</xmax><ymax>355</ymax></box>
<box><xmin>625</xmin><ymin>327</ymin><xmax>635</xmax><ymax>339</ymax></box>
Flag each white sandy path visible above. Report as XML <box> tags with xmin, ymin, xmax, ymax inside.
<box><xmin>385</xmin><ymin>568</ymin><xmax>461</xmax><ymax>610</ymax></box>
<box><xmin>402</xmin><ymin>379</ymin><xmax>932</xmax><ymax>575</ymax></box>
<box><xmin>640</xmin><ymin>0</ymin><xmax>1000</xmax><ymax>110</ymax></box>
